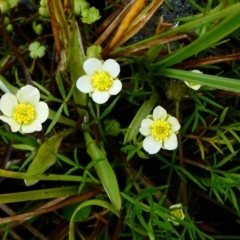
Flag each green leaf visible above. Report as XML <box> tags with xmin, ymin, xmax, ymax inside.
<box><xmin>100</xmin><ymin>95</ymin><xmax>120</xmax><ymax>119</ymax></box>
<box><xmin>46</xmin><ymin>104</ymin><xmax>64</xmax><ymax>135</ymax></box>
<box><xmin>228</xmin><ymin>130</ymin><xmax>240</xmax><ymax>143</ymax></box>
<box><xmin>28</xmin><ymin>42</ymin><xmax>46</xmax><ymax>58</ymax></box>
<box><xmin>0</xmin><ymin>75</ymin><xmax>18</xmax><ymax>94</ymax></box>
<box><xmin>175</xmin><ymin>166</ymin><xmax>207</xmax><ymax>190</ymax></box>
<box><xmin>62</xmin><ymin>202</ymin><xmax>91</xmax><ymax>222</ymax></box>
<box><xmin>48</xmin><ymin>108</ymin><xmax>76</xmax><ymax>127</ymax></box>
<box><xmin>135</xmin><ymin>206</ymin><xmax>153</xmax><ymax>234</ymax></box>
<box><xmin>219</xmin><ymin>107</ymin><xmax>229</xmax><ymax>124</ymax></box>
<box><xmin>86</xmin><ymin>45</ymin><xmax>102</xmax><ymax>59</ymax></box>
<box><xmin>137</xmin><ymin>150</ymin><xmax>148</xmax><ymax>159</ymax></box>
<box><xmin>213</xmin><ymin>151</ymin><xmax>238</xmax><ymax>169</ymax></box>
<box><xmin>84</xmin><ymin>131</ymin><xmax>122</xmax><ymax>211</ymax></box>
<box><xmin>228</xmin><ymin>188</ymin><xmax>239</xmax><ymax>212</ymax></box>
<box><xmin>124</xmin><ymin>92</ymin><xmax>159</xmax><ymax>143</ymax></box>
<box><xmin>32</xmin><ymin>81</ymin><xmax>52</xmax><ymax>96</ymax></box>
<box><xmin>81</xmin><ymin>7</ymin><xmax>101</xmax><ymax>24</ymax></box>
<box><xmin>69</xmin><ymin>200</ymin><xmax>120</xmax><ymax>240</ymax></box>
<box><xmin>0</xmin><ymin>130</ymin><xmax>39</xmax><ymax>147</ymax></box>
<box><xmin>56</xmin><ymin>71</ymin><xmax>66</xmax><ymax>98</ymax></box>
<box><xmin>181</xmin><ymin>110</ymin><xmax>195</xmax><ymax>134</ymax></box>
<box><xmin>53</xmin><ymin>152</ymin><xmax>78</xmax><ymax>167</ymax></box>
<box><xmin>25</xmin><ymin>128</ymin><xmax>73</xmax><ymax>186</ymax></box>
<box><xmin>68</xmin><ymin>21</ymin><xmax>87</xmax><ymax>109</ymax></box>
<box><xmin>198</xmin><ymin>95</ymin><xmax>223</xmax><ymax>109</ymax></box>
<box><xmin>218</xmin><ymin>131</ymin><xmax>235</xmax><ymax>153</ymax></box>
<box><xmin>12</xmin><ymin>144</ymin><xmax>36</xmax><ymax>151</ymax></box>
<box><xmin>2</xmin><ymin>223</ymin><xmax>10</xmax><ymax>240</ymax></box>
<box><xmin>7</xmin><ymin>0</ymin><xmax>18</xmax><ymax>8</ymax></box>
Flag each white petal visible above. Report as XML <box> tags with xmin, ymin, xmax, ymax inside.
<box><xmin>0</xmin><ymin>116</ymin><xmax>21</xmax><ymax>132</ymax></box>
<box><xmin>103</xmin><ymin>59</ymin><xmax>120</xmax><ymax>78</ymax></box>
<box><xmin>17</xmin><ymin>85</ymin><xmax>40</xmax><ymax>106</ymax></box>
<box><xmin>108</xmin><ymin>79</ymin><xmax>122</xmax><ymax>95</ymax></box>
<box><xmin>76</xmin><ymin>76</ymin><xmax>94</xmax><ymax>93</ymax></box>
<box><xmin>184</xmin><ymin>81</ymin><xmax>201</xmax><ymax>90</ymax></box>
<box><xmin>35</xmin><ymin>102</ymin><xmax>49</xmax><ymax>123</ymax></box>
<box><xmin>191</xmin><ymin>70</ymin><xmax>202</xmax><ymax>74</ymax></box>
<box><xmin>143</xmin><ymin>135</ymin><xmax>162</xmax><ymax>154</ymax></box>
<box><xmin>190</xmin><ymin>84</ymin><xmax>201</xmax><ymax>90</ymax></box>
<box><xmin>21</xmin><ymin>120</ymin><xmax>42</xmax><ymax>133</ymax></box>
<box><xmin>139</xmin><ymin>119</ymin><xmax>153</xmax><ymax>136</ymax></box>
<box><xmin>92</xmin><ymin>91</ymin><xmax>110</xmax><ymax>104</ymax></box>
<box><xmin>167</xmin><ymin>116</ymin><xmax>181</xmax><ymax>132</ymax></box>
<box><xmin>83</xmin><ymin>58</ymin><xmax>102</xmax><ymax>75</ymax></box>
<box><xmin>184</xmin><ymin>81</ymin><xmax>190</xmax><ymax>87</ymax></box>
<box><xmin>153</xmin><ymin>106</ymin><xmax>167</xmax><ymax>121</ymax></box>
<box><xmin>163</xmin><ymin>133</ymin><xmax>178</xmax><ymax>150</ymax></box>
<box><xmin>0</xmin><ymin>93</ymin><xmax>18</xmax><ymax>117</ymax></box>
<box><xmin>169</xmin><ymin>203</ymin><xmax>182</xmax><ymax>210</ymax></box>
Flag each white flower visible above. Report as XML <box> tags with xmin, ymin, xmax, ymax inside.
<box><xmin>168</xmin><ymin>203</ymin><xmax>185</xmax><ymax>225</ymax></box>
<box><xmin>76</xmin><ymin>58</ymin><xmax>122</xmax><ymax>104</ymax></box>
<box><xmin>0</xmin><ymin>85</ymin><xmax>49</xmax><ymax>134</ymax></box>
<box><xmin>139</xmin><ymin>106</ymin><xmax>180</xmax><ymax>154</ymax></box>
<box><xmin>184</xmin><ymin>70</ymin><xmax>203</xmax><ymax>90</ymax></box>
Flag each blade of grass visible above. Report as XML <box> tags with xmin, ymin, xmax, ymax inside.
<box><xmin>156</xmin><ymin>68</ymin><xmax>240</xmax><ymax>93</ymax></box>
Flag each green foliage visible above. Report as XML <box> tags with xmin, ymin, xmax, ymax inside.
<box><xmin>25</xmin><ymin>129</ymin><xmax>73</xmax><ymax>186</ymax></box>
<box><xmin>1</xmin><ymin>0</ymin><xmax>240</xmax><ymax>239</ymax></box>
<box><xmin>62</xmin><ymin>203</ymin><xmax>91</xmax><ymax>222</ymax></box>
<box><xmin>28</xmin><ymin>42</ymin><xmax>46</xmax><ymax>58</ymax></box>
<box><xmin>39</xmin><ymin>0</ymin><xmax>49</xmax><ymax>17</ymax></box>
<box><xmin>6</xmin><ymin>0</ymin><xmax>18</xmax><ymax>9</ymax></box>
<box><xmin>84</xmin><ymin>131</ymin><xmax>122</xmax><ymax>211</ymax></box>
<box><xmin>86</xmin><ymin>45</ymin><xmax>102</xmax><ymax>59</ymax></box>
<box><xmin>81</xmin><ymin>7</ymin><xmax>101</xmax><ymax>24</ymax></box>
<box><xmin>0</xmin><ymin>0</ymin><xmax>10</xmax><ymax>14</ymax></box>
<box><xmin>74</xmin><ymin>0</ymin><xmax>89</xmax><ymax>16</ymax></box>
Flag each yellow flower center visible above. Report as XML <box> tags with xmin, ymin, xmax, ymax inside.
<box><xmin>151</xmin><ymin>120</ymin><xmax>171</xmax><ymax>141</ymax></box>
<box><xmin>171</xmin><ymin>209</ymin><xmax>183</xmax><ymax>219</ymax></box>
<box><xmin>92</xmin><ymin>71</ymin><xmax>113</xmax><ymax>91</ymax></box>
<box><xmin>188</xmin><ymin>82</ymin><xmax>198</xmax><ymax>86</ymax></box>
<box><xmin>13</xmin><ymin>103</ymin><xmax>35</xmax><ymax>124</ymax></box>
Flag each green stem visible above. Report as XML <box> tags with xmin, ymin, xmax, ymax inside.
<box><xmin>0</xmin><ymin>169</ymin><xmax>94</xmax><ymax>182</ymax></box>
<box><xmin>0</xmin><ymin>186</ymin><xmax>81</xmax><ymax>204</ymax></box>
<box><xmin>95</xmin><ymin>104</ymin><xmax>108</xmax><ymax>145</ymax></box>
<box><xmin>164</xmin><ymin>150</ymin><xmax>177</xmax><ymax>197</ymax></box>
<box><xmin>175</xmin><ymin>101</ymin><xmax>180</xmax><ymax>120</ymax></box>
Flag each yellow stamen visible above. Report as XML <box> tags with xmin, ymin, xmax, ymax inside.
<box><xmin>171</xmin><ymin>209</ymin><xmax>183</xmax><ymax>219</ymax></box>
<box><xmin>92</xmin><ymin>71</ymin><xmax>113</xmax><ymax>91</ymax></box>
<box><xmin>188</xmin><ymin>82</ymin><xmax>198</xmax><ymax>86</ymax></box>
<box><xmin>151</xmin><ymin>120</ymin><xmax>171</xmax><ymax>141</ymax></box>
<box><xmin>13</xmin><ymin>103</ymin><xmax>35</xmax><ymax>124</ymax></box>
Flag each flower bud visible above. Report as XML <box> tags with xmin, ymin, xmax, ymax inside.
<box><xmin>104</xmin><ymin>119</ymin><xmax>121</xmax><ymax>136</ymax></box>
<box><xmin>165</xmin><ymin>80</ymin><xmax>187</xmax><ymax>101</ymax></box>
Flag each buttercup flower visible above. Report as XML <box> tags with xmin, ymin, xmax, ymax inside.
<box><xmin>0</xmin><ymin>85</ymin><xmax>49</xmax><ymax>134</ymax></box>
<box><xmin>139</xmin><ymin>106</ymin><xmax>180</xmax><ymax>154</ymax></box>
<box><xmin>168</xmin><ymin>203</ymin><xmax>185</xmax><ymax>225</ymax></box>
<box><xmin>184</xmin><ymin>70</ymin><xmax>202</xmax><ymax>90</ymax></box>
<box><xmin>76</xmin><ymin>58</ymin><xmax>122</xmax><ymax>104</ymax></box>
